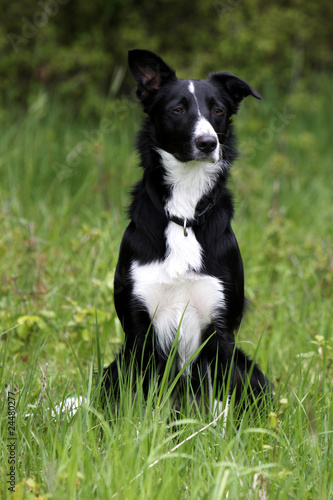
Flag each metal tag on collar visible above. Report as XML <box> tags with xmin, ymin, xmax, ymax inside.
<box><xmin>183</xmin><ymin>218</ymin><xmax>188</xmax><ymax>237</ymax></box>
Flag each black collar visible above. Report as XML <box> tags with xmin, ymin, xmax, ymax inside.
<box><xmin>145</xmin><ymin>175</ymin><xmax>219</xmax><ymax>237</ymax></box>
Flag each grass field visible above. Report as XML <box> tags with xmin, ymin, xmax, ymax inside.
<box><xmin>1</xmin><ymin>81</ymin><xmax>332</xmax><ymax>499</ymax></box>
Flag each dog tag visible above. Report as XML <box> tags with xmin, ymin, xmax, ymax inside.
<box><xmin>183</xmin><ymin>218</ymin><xmax>188</xmax><ymax>237</ymax></box>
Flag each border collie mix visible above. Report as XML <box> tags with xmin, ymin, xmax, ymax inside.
<box><xmin>103</xmin><ymin>49</ymin><xmax>271</xmax><ymax>412</ymax></box>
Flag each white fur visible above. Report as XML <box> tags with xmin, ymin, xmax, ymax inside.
<box><xmin>159</xmin><ymin>149</ymin><xmax>220</xmax><ymax>219</ymax></box>
<box><xmin>132</xmin><ymin>148</ymin><xmax>225</xmax><ymax>369</ymax></box>
<box><xmin>188</xmin><ymin>81</ymin><xmax>220</xmax><ymax>162</ymax></box>
<box><xmin>188</xmin><ymin>81</ymin><xmax>195</xmax><ymax>94</ymax></box>
<box><xmin>194</xmin><ymin>116</ymin><xmax>218</xmax><ymax>142</ymax></box>
<box><xmin>194</xmin><ymin>117</ymin><xmax>219</xmax><ymax>162</ymax></box>
<box><xmin>188</xmin><ymin>81</ymin><xmax>200</xmax><ymax>115</ymax></box>
<box><xmin>207</xmin><ymin>366</ymin><xmax>230</xmax><ymax>436</ymax></box>
<box><xmin>131</xmin><ymin>261</ymin><xmax>224</xmax><ymax>370</ymax></box>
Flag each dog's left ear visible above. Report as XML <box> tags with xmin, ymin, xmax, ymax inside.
<box><xmin>128</xmin><ymin>49</ymin><xmax>177</xmax><ymax>108</ymax></box>
<box><xmin>209</xmin><ymin>72</ymin><xmax>262</xmax><ymax>112</ymax></box>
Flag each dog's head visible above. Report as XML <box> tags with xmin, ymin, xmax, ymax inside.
<box><xmin>128</xmin><ymin>49</ymin><xmax>261</xmax><ymax>163</ymax></box>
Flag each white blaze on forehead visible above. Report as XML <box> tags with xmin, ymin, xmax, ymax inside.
<box><xmin>188</xmin><ymin>81</ymin><xmax>201</xmax><ymax>116</ymax></box>
<box><xmin>188</xmin><ymin>81</ymin><xmax>218</xmax><ymax>137</ymax></box>
<box><xmin>187</xmin><ymin>81</ymin><xmax>220</xmax><ymax>162</ymax></box>
<box><xmin>188</xmin><ymin>81</ymin><xmax>195</xmax><ymax>94</ymax></box>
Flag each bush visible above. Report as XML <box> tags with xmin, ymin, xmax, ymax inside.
<box><xmin>1</xmin><ymin>0</ymin><xmax>333</xmax><ymax>114</ymax></box>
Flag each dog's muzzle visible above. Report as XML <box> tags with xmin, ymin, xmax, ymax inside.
<box><xmin>195</xmin><ymin>134</ymin><xmax>218</xmax><ymax>155</ymax></box>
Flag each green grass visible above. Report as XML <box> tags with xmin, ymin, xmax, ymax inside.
<box><xmin>1</xmin><ymin>81</ymin><xmax>332</xmax><ymax>499</ymax></box>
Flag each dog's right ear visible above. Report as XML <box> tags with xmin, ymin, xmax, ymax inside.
<box><xmin>128</xmin><ymin>49</ymin><xmax>177</xmax><ymax>106</ymax></box>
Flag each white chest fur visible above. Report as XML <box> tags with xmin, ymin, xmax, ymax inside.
<box><xmin>131</xmin><ymin>222</ymin><xmax>225</xmax><ymax>369</ymax></box>
<box><xmin>131</xmin><ymin>150</ymin><xmax>225</xmax><ymax>369</ymax></box>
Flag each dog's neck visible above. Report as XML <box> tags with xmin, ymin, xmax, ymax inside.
<box><xmin>158</xmin><ymin>149</ymin><xmax>222</xmax><ymax>220</ymax></box>
<box><xmin>144</xmin><ymin>149</ymin><xmax>226</xmax><ymax>235</ymax></box>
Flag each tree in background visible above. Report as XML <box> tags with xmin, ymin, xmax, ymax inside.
<box><xmin>1</xmin><ymin>0</ymin><xmax>332</xmax><ymax>113</ymax></box>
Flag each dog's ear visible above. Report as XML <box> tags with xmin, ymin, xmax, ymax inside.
<box><xmin>209</xmin><ymin>72</ymin><xmax>262</xmax><ymax>113</ymax></box>
<box><xmin>128</xmin><ymin>49</ymin><xmax>177</xmax><ymax>107</ymax></box>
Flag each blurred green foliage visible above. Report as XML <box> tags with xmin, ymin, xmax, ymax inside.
<box><xmin>1</xmin><ymin>0</ymin><xmax>333</xmax><ymax>115</ymax></box>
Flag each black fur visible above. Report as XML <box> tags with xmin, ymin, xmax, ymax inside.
<box><xmin>102</xmin><ymin>49</ymin><xmax>271</xmax><ymax>409</ymax></box>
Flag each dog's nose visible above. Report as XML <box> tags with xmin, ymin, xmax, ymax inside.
<box><xmin>195</xmin><ymin>135</ymin><xmax>218</xmax><ymax>154</ymax></box>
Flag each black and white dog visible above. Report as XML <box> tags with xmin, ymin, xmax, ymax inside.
<box><xmin>103</xmin><ymin>49</ymin><xmax>271</xmax><ymax>410</ymax></box>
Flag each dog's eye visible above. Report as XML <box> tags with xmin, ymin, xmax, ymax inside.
<box><xmin>213</xmin><ymin>108</ymin><xmax>224</xmax><ymax>115</ymax></box>
<box><xmin>173</xmin><ymin>107</ymin><xmax>184</xmax><ymax>114</ymax></box>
